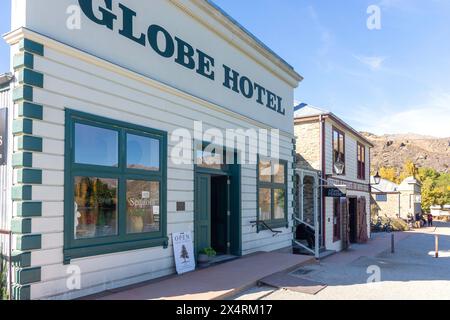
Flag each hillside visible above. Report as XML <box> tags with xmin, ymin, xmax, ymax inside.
<box><xmin>361</xmin><ymin>132</ymin><xmax>450</xmax><ymax>174</ymax></box>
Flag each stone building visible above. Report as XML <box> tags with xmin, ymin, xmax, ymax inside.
<box><xmin>371</xmin><ymin>176</ymin><xmax>422</xmax><ymax>220</ymax></box>
<box><xmin>294</xmin><ymin>104</ymin><xmax>373</xmax><ymax>255</ymax></box>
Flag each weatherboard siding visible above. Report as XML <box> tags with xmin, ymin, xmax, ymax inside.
<box><xmin>10</xmin><ymin>37</ymin><xmax>294</xmax><ymax>300</ymax></box>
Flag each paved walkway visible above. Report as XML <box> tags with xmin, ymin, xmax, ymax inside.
<box><xmin>87</xmin><ymin>251</ymin><xmax>313</xmax><ymax>300</ymax></box>
<box><xmin>233</xmin><ymin>223</ymin><xmax>450</xmax><ymax>300</ymax></box>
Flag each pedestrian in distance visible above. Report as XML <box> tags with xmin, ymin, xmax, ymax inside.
<box><xmin>427</xmin><ymin>213</ymin><xmax>434</xmax><ymax>227</ymax></box>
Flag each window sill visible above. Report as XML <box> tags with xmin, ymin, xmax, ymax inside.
<box><xmin>257</xmin><ymin>220</ymin><xmax>288</xmax><ymax>232</ymax></box>
<box><xmin>63</xmin><ymin>237</ymin><xmax>169</xmax><ymax>265</ymax></box>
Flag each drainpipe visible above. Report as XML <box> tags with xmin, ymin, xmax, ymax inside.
<box><xmin>320</xmin><ymin>115</ymin><xmax>326</xmax><ymax>247</ymax></box>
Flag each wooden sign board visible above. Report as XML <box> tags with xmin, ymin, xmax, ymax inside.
<box><xmin>172</xmin><ymin>232</ymin><xmax>196</xmax><ymax>274</ymax></box>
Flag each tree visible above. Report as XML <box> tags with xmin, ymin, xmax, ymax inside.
<box><xmin>398</xmin><ymin>160</ymin><xmax>418</xmax><ymax>183</ymax></box>
<box><xmin>379</xmin><ymin>167</ymin><xmax>397</xmax><ymax>183</ymax></box>
<box><xmin>180</xmin><ymin>245</ymin><xmax>189</xmax><ymax>263</ymax></box>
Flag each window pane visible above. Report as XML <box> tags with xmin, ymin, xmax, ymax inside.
<box><xmin>339</xmin><ymin>134</ymin><xmax>345</xmax><ymax>154</ymax></box>
<box><xmin>127</xmin><ymin>134</ymin><xmax>160</xmax><ymax>171</ymax></box>
<box><xmin>196</xmin><ymin>149</ymin><xmax>223</xmax><ymax>170</ymax></box>
<box><xmin>259</xmin><ymin>159</ymin><xmax>271</xmax><ymax>182</ymax></box>
<box><xmin>127</xmin><ymin>180</ymin><xmax>160</xmax><ymax>234</ymax></box>
<box><xmin>74</xmin><ymin>177</ymin><xmax>118</xmax><ymax>239</ymax></box>
<box><xmin>259</xmin><ymin>188</ymin><xmax>271</xmax><ymax>221</ymax></box>
<box><xmin>75</xmin><ymin>123</ymin><xmax>118</xmax><ymax>167</ymax></box>
<box><xmin>274</xmin><ymin>189</ymin><xmax>286</xmax><ymax>220</ymax></box>
<box><xmin>273</xmin><ymin>162</ymin><xmax>285</xmax><ymax>184</ymax></box>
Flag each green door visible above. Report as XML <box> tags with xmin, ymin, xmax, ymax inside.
<box><xmin>195</xmin><ymin>174</ymin><xmax>211</xmax><ymax>256</ymax></box>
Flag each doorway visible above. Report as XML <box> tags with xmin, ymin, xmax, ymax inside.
<box><xmin>211</xmin><ymin>175</ymin><xmax>229</xmax><ymax>255</ymax></box>
<box><xmin>194</xmin><ymin>169</ymin><xmax>240</xmax><ymax>260</ymax></box>
<box><xmin>348</xmin><ymin>197</ymin><xmax>358</xmax><ymax>244</ymax></box>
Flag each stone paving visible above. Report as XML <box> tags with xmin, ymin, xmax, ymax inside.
<box><xmin>233</xmin><ymin>223</ymin><xmax>450</xmax><ymax>300</ymax></box>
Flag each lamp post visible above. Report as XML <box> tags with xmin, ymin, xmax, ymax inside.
<box><xmin>334</xmin><ymin>157</ymin><xmax>345</xmax><ymax>176</ymax></box>
<box><xmin>373</xmin><ymin>171</ymin><xmax>381</xmax><ymax>185</ymax></box>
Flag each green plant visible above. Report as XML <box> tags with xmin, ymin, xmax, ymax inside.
<box><xmin>1</xmin><ymin>250</ymin><xmax>8</xmax><ymax>300</ymax></box>
<box><xmin>200</xmin><ymin>247</ymin><xmax>217</xmax><ymax>257</ymax></box>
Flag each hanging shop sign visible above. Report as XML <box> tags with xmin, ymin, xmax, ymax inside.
<box><xmin>0</xmin><ymin>108</ymin><xmax>7</xmax><ymax>165</ymax></box>
<box><xmin>324</xmin><ymin>186</ymin><xmax>346</xmax><ymax>198</ymax></box>
<box><xmin>172</xmin><ymin>232</ymin><xmax>196</xmax><ymax>275</ymax></box>
<box><xmin>78</xmin><ymin>0</ymin><xmax>286</xmax><ymax>115</ymax></box>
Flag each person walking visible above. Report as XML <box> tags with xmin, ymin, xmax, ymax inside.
<box><xmin>427</xmin><ymin>213</ymin><xmax>434</xmax><ymax>227</ymax></box>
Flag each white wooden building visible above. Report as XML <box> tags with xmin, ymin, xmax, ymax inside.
<box><xmin>1</xmin><ymin>0</ymin><xmax>302</xmax><ymax>299</ymax></box>
<box><xmin>294</xmin><ymin>104</ymin><xmax>373</xmax><ymax>253</ymax></box>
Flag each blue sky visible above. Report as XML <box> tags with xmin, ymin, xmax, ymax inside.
<box><xmin>1</xmin><ymin>0</ymin><xmax>450</xmax><ymax>137</ymax></box>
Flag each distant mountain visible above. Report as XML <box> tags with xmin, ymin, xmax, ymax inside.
<box><xmin>361</xmin><ymin>132</ymin><xmax>450</xmax><ymax>174</ymax></box>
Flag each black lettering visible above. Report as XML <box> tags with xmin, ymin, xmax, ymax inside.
<box><xmin>78</xmin><ymin>0</ymin><xmax>117</xmax><ymax>30</ymax></box>
<box><xmin>223</xmin><ymin>65</ymin><xmax>240</xmax><ymax>93</ymax></box>
<box><xmin>196</xmin><ymin>49</ymin><xmax>215</xmax><ymax>80</ymax></box>
<box><xmin>148</xmin><ymin>24</ymin><xmax>175</xmax><ymax>58</ymax></box>
<box><xmin>239</xmin><ymin>76</ymin><xmax>254</xmax><ymax>98</ymax></box>
<box><xmin>175</xmin><ymin>37</ymin><xmax>196</xmax><ymax>69</ymax></box>
<box><xmin>254</xmin><ymin>83</ymin><xmax>266</xmax><ymax>105</ymax></box>
<box><xmin>118</xmin><ymin>3</ymin><xmax>146</xmax><ymax>46</ymax></box>
<box><xmin>266</xmin><ymin>90</ymin><xmax>277</xmax><ymax>111</ymax></box>
<box><xmin>277</xmin><ymin>96</ymin><xmax>285</xmax><ymax>115</ymax></box>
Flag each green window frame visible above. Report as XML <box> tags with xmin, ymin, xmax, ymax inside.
<box><xmin>257</xmin><ymin>157</ymin><xmax>288</xmax><ymax>229</ymax></box>
<box><xmin>64</xmin><ymin>109</ymin><xmax>168</xmax><ymax>264</ymax></box>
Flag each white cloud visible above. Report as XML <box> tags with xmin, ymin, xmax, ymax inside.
<box><xmin>346</xmin><ymin>92</ymin><xmax>450</xmax><ymax>138</ymax></box>
<box><xmin>354</xmin><ymin>55</ymin><xmax>387</xmax><ymax>71</ymax></box>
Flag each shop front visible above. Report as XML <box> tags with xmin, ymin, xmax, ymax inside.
<box><xmin>2</xmin><ymin>0</ymin><xmax>302</xmax><ymax>299</ymax></box>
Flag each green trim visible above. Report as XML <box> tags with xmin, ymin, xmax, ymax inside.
<box><xmin>13</xmin><ymin>52</ymin><xmax>34</xmax><ymax>69</ymax></box>
<box><xmin>64</xmin><ymin>109</ymin><xmax>168</xmax><ymax>263</ymax></box>
<box><xmin>18</xmin><ymin>102</ymin><xmax>43</xmax><ymax>120</ymax></box>
<box><xmin>13</xmin><ymin>118</ymin><xmax>33</xmax><ymax>135</ymax></box>
<box><xmin>18</xmin><ymin>69</ymin><xmax>44</xmax><ymax>88</ymax></box>
<box><xmin>256</xmin><ymin>156</ymin><xmax>289</xmax><ymax>232</ymax></box>
<box><xmin>16</xmin><ymin>202</ymin><xmax>42</xmax><ymax>217</ymax></box>
<box><xmin>11</xmin><ymin>218</ymin><xmax>32</xmax><ymax>234</ymax></box>
<box><xmin>17</xmin><ymin>169</ymin><xmax>42</xmax><ymax>184</ymax></box>
<box><xmin>12</xmin><ymin>284</ymin><xmax>31</xmax><ymax>300</ymax></box>
<box><xmin>12</xmin><ymin>85</ymin><xmax>33</xmax><ymax>102</ymax></box>
<box><xmin>17</xmin><ymin>135</ymin><xmax>43</xmax><ymax>152</ymax></box>
<box><xmin>15</xmin><ymin>267</ymin><xmax>41</xmax><ymax>285</ymax></box>
<box><xmin>11</xmin><ymin>251</ymin><xmax>32</xmax><ymax>268</ymax></box>
<box><xmin>12</xmin><ymin>186</ymin><xmax>32</xmax><ymax>201</ymax></box>
<box><xmin>64</xmin><ymin>237</ymin><xmax>169</xmax><ymax>264</ymax></box>
<box><xmin>16</xmin><ymin>234</ymin><xmax>41</xmax><ymax>251</ymax></box>
<box><xmin>12</xmin><ymin>152</ymin><xmax>33</xmax><ymax>168</ymax></box>
<box><xmin>19</xmin><ymin>38</ymin><xmax>44</xmax><ymax>56</ymax></box>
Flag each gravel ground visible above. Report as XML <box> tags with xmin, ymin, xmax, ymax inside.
<box><xmin>233</xmin><ymin>223</ymin><xmax>450</xmax><ymax>300</ymax></box>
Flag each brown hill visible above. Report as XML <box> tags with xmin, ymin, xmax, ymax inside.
<box><xmin>361</xmin><ymin>132</ymin><xmax>450</xmax><ymax>174</ymax></box>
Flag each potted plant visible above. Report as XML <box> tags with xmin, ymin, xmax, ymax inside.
<box><xmin>129</xmin><ymin>209</ymin><xmax>145</xmax><ymax>233</ymax></box>
<box><xmin>197</xmin><ymin>247</ymin><xmax>217</xmax><ymax>266</ymax></box>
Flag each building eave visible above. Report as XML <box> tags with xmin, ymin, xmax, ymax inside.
<box><xmin>294</xmin><ymin>113</ymin><xmax>375</xmax><ymax>148</ymax></box>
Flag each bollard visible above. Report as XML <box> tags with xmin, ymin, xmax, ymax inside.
<box><xmin>435</xmin><ymin>235</ymin><xmax>439</xmax><ymax>258</ymax></box>
<box><xmin>391</xmin><ymin>233</ymin><xmax>395</xmax><ymax>254</ymax></box>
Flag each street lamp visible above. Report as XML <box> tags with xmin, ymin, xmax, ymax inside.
<box><xmin>373</xmin><ymin>171</ymin><xmax>381</xmax><ymax>185</ymax></box>
<box><xmin>334</xmin><ymin>157</ymin><xmax>345</xmax><ymax>175</ymax></box>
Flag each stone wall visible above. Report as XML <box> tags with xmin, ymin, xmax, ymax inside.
<box><xmin>294</xmin><ymin>121</ymin><xmax>321</xmax><ymax>171</ymax></box>
<box><xmin>371</xmin><ymin>193</ymin><xmax>400</xmax><ymax>218</ymax></box>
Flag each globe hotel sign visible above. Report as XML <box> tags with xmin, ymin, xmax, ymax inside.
<box><xmin>78</xmin><ymin>0</ymin><xmax>286</xmax><ymax>115</ymax></box>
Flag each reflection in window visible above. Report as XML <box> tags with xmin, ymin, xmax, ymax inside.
<box><xmin>127</xmin><ymin>180</ymin><xmax>160</xmax><ymax>234</ymax></box>
<box><xmin>273</xmin><ymin>162</ymin><xmax>285</xmax><ymax>184</ymax></box>
<box><xmin>258</xmin><ymin>188</ymin><xmax>272</xmax><ymax>221</ymax></box>
<box><xmin>258</xmin><ymin>158</ymin><xmax>288</xmax><ymax>225</ymax></box>
<box><xmin>127</xmin><ymin>134</ymin><xmax>160</xmax><ymax>171</ymax></box>
<box><xmin>274</xmin><ymin>189</ymin><xmax>286</xmax><ymax>220</ymax></box>
<box><xmin>75</xmin><ymin>123</ymin><xmax>118</xmax><ymax>167</ymax></box>
<box><xmin>196</xmin><ymin>147</ymin><xmax>223</xmax><ymax>170</ymax></box>
<box><xmin>259</xmin><ymin>159</ymin><xmax>271</xmax><ymax>182</ymax></box>
<box><xmin>74</xmin><ymin>177</ymin><xmax>118</xmax><ymax>239</ymax></box>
